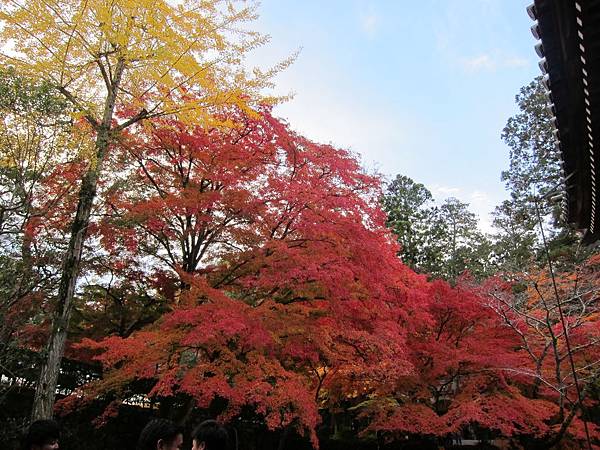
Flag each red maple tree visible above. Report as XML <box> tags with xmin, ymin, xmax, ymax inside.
<box><xmin>58</xmin><ymin>108</ymin><xmax>420</xmax><ymax>446</ymax></box>
<box><xmin>358</xmin><ymin>277</ymin><xmax>557</xmax><ymax>444</ymax></box>
<box><xmin>49</xmin><ymin>107</ymin><xmax>600</xmax><ymax>448</ymax></box>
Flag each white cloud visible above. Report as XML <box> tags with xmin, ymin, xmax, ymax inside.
<box><xmin>359</xmin><ymin>10</ymin><xmax>379</xmax><ymax>37</ymax></box>
<box><xmin>429</xmin><ymin>186</ymin><xmax>496</xmax><ymax>234</ymax></box>
<box><xmin>470</xmin><ymin>190</ymin><xmax>490</xmax><ymax>203</ymax></box>
<box><xmin>431</xmin><ymin>184</ymin><xmax>462</xmax><ymax>198</ymax></box>
<box><xmin>469</xmin><ymin>190</ymin><xmax>495</xmax><ymax>233</ymax></box>
<box><xmin>274</xmin><ymin>92</ymin><xmax>409</xmax><ymax>175</ymax></box>
<box><xmin>461</xmin><ymin>54</ymin><xmax>496</xmax><ymax>72</ymax></box>
<box><xmin>504</xmin><ymin>56</ymin><xmax>529</xmax><ymax>68</ymax></box>
<box><xmin>460</xmin><ymin>53</ymin><xmax>530</xmax><ymax>72</ymax></box>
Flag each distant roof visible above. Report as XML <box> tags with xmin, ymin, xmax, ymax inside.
<box><xmin>528</xmin><ymin>0</ymin><xmax>600</xmax><ymax>243</ymax></box>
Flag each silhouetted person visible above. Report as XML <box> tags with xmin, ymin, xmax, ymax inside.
<box><xmin>21</xmin><ymin>419</ymin><xmax>60</xmax><ymax>450</ymax></box>
<box><xmin>137</xmin><ymin>418</ymin><xmax>184</xmax><ymax>450</ymax></box>
<box><xmin>191</xmin><ymin>420</ymin><xmax>228</xmax><ymax>450</ymax></box>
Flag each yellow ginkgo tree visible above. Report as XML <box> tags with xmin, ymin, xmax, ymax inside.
<box><xmin>0</xmin><ymin>0</ymin><xmax>288</xmax><ymax>420</ymax></box>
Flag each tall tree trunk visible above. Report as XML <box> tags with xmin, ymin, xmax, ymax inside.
<box><xmin>31</xmin><ymin>152</ymin><xmax>104</xmax><ymax>419</ymax></box>
<box><xmin>31</xmin><ymin>61</ymin><xmax>124</xmax><ymax>420</ymax></box>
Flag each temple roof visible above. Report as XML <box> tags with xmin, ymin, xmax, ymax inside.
<box><xmin>528</xmin><ymin>0</ymin><xmax>600</xmax><ymax>243</ymax></box>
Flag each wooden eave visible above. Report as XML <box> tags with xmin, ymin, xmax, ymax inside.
<box><xmin>529</xmin><ymin>0</ymin><xmax>600</xmax><ymax>243</ymax></box>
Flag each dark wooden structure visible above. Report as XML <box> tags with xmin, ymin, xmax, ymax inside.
<box><xmin>528</xmin><ymin>0</ymin><xmax>600</xmax><ymax>243</ymax></box>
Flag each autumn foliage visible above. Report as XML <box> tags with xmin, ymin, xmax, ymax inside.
<box><xmin>11</xmin><ymin>106</ymin><xmax>584</xmax><ymax>449</ymax></box>
<box><xmin>50</xmin><ymin>107</ymin><xmax>414</xmax><ymax>443</ymax></box>
<box><xmin>3</xmin><ymin>99</ymin><xmax>600</xmax><ymax>448</ymax></box>
<box><xmin>1</xmin><ymin>0</ymin><xmax>599</xmax><ymax>446</ymax></box>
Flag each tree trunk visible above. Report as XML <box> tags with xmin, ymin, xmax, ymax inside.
<box><xmin>31</xmin><ymin>60</ymin><xmax>124</xmax><ymax>420</ymax></box>
<box><xmin>31</xmin><ymin>154</ymin><xmax>104</xmax><ymax>419</ymax></box>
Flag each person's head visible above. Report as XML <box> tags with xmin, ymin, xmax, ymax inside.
<box><xmin>191</xmin><ymin>420</ymin><xmax>228</xmax><ymax>450</ymax></box>
<box><xmin>136</xmin><ymin>418</ymin><xmax>184</xmax><ymax>450</ymax></box>
<box><xmin>21</xmin><ymin>419</ymin><xmax>60</xmax><ymax>450</ymax></box>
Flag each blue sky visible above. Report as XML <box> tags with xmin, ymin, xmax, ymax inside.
<box><xmin>250</xmin><ymin>0</ymin><xmax>539</xmax><ymax>231</ymax></box>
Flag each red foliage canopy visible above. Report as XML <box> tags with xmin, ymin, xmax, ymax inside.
<box><xmin>51</xmin><ymin>107</ymin><xmax>600</xmax><ymax>448</ymax></box>
<box><xmin>59</xmin><ymin>108</ymin><xmax>422</xmax><ymax>445</ymax></box>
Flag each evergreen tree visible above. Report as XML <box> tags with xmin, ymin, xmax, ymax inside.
<box><xmin>382</xmin><ymin>175</ymin><xmax>436</xmax><ymax>272</ymax></box>
<box><xmin>433</xmin><ymin>197</ymin><xmax>493</xmax><ymax>280</ymax></box>
<box><xmin>498</xmin><ymin>76</ymin><xmax>587</xmax><ymax>270</ymax></box>
<box><xmin>383</xmin><ymin>177</ymin><xmax>493</xmax><ymax>280</ymax></box>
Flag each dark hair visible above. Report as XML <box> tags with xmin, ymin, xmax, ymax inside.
<box><xmin>136</xmin><ymin>418</ymin><xmax>183</xmax><ymax>450</ymax></box>
<box><xmin>21</xmin><ymin>420</ymin><xmax>60</xmax><ymax>450</ymax></box>
<box><xmin>191</xmin><ymin>420</ymin><xmax>229</xmax><ymax>450</ymax></box>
